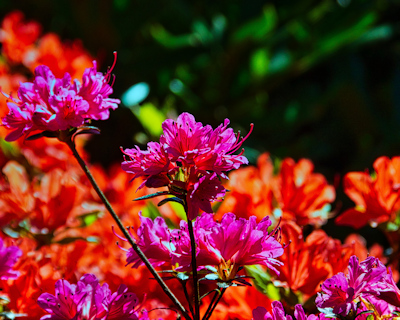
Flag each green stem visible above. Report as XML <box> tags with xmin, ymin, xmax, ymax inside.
<box><xmin>187</xmin><ymin>217</ymin><xmax>200</xmax><ymax>320</ymax></box>
<box><xmin>66</xmin><ymin>140</ymin><xmax>191</xmax><ymax>320</ymax></box>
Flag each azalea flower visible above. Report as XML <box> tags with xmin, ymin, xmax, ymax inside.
<box><xmin>336</xmin><ymin>156</ymin><xmax>400</xmax><ymax>229</ymax></box>
<box><xmin>1</xmin><ymin>57</ymin><xmax>120</xmax><ymax>142</ymax></box>
<box><xmin>315</xmin><ymin>255</ymin><xmax>394</xmax><ymax>317</ymax></box>
<box><xmin>252</xmin><ymin>301</ymin><xmax>327</xmax><ymax>320</ymax></box>
<box><xmin>276</xmin><ymin>222</ymin><xmax>354</xmax><ymax>297</ymax></box>
<box><xmin>37</xmin><ymin>274</ymin><xmax>146</xmax><ymax>320</ymax></box>
<box><xmin>121</xmin><ymin>112</ymin><xmax>252</xmax><ymax>220</ymax></box>
<box><xmin>0</xmin><ymin>237</ymin><xmax>21</xmax><ymax>280</ymax></box>
<box><xmin>218</xmin><ymin>153</ymin><xmax>335</xmax><ymax>227</ymax></box>
<box><xmin>120</xmin><ymin>212</ymin><xmax>284</xmax><ymax>283</ymax></box>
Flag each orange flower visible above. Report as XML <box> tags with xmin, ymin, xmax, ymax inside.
<box><xmin>218</xmin><ymin>153</ymin><xmax>335</xmax><ymax>226</ymax></box>
<box><xmin>276</xmin><ymin>222</ymin><xmax>354</xmax><ymax>298</ymax></box>
<box><xmin>206</xmin><ymin>285</ymin><xmax>272</xmax><ymax>320</ymax></box>
<box><xmin>218</xmin><ymin>153</ymin><xmax>275</xmax><ymax>221</ymax></box>
<box><xmin>0</xmin><ymin>11</ymin><xmax>41</xmax><ymax>65</ymax></box>
<box><xmin>25</xmin><ymin>33</ymin><xmax>94</xmax><ymax>79</ymax></box>
<box><xmin>0</xmin><ymin>161</ymin><xmax>35</xmax><ymax>225</ymax></box>
<box><xmin>275</xmin><ymin>158</ymin><xmax>335</xmax><ymax>226</ymax></box>
<box><xmin>336</xmin><ymin>156</ymin><xmax>400</xmax><ymax>229</ymax></box>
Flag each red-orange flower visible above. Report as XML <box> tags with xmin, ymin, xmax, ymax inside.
<box><xmin>0</xmin><ymin>11</ymin><xmax>41</xmax><ymax>65</ymax></box>
<box><xmin>218</xmin><ymin>153</ymin><xmax>335</xmax><ymax>226</ymax></box>
<box><xmin>276</xmin><ymin>222</ymin><xmax>354</xmax><ymax>297</ymax></box>
<box><xmin>336</xmin><ymin>156</ymin><xmax>400</xmax><ymax>229</ymax></box>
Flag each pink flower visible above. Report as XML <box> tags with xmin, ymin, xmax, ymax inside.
<box><xmin>316</xmin><ymin>255</ymin><xmax>387</xmax><ymax>317</ymax></box>
<box><xmin>252</xmin><ymin>301</ymin><xmax>327</xmax><ymax>320</ymax></box>
<box><xmin>121</xmin><ymin>112</ymin><xmax>252</xmax><ymax>220</ymax></box>
<box><xmin>38</xmin><ymin>274</ymin><xmax>141</xmax><ymax>320</ymax></box>
<box><xmin>122</xmin><ymin>213</ymin><xmax>173</xmax><ymax>269</ymax></box>
<box><xmin>121</xmin><ymin>142</ymin><xmax>171</xmax><ymax>189</ymax></box>
<box><xmin>193</xmin><ymin>213</ymin><xmax>284</xmax><ymax>281</ymax></box>
<box><xmin>2</xmin><ymin>58</ymin><xmax>120</xmax><ymax>141</ymax></box>
<box><xmin>78</xmin><ymin>60</ymin><xmax>120</xmax><ymax>120</ymax></box>
<box><xmin>0</xmin><ymin>238</ymin><xmax>22</xmax><ymax>280</ymax></box>
<box><xmin>159</xmin><ymin>113</ymin><xmax>251</xmax><ymax>177</ymax></box>
<box><xmin>120</xmin><ymin>212</ymin><xmax>284</xmax><ymax>283</ymax></box>
<box><xmin>186</xmin><ymin>172</ymin><xmax>226</xmax><ymax>220</ymax></box>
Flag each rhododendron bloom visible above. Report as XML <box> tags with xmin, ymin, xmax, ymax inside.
<box><xmin>123</xmin><ymin>213</ymin><xmax>173</xmax><ymax>269</ymax></box>
<box><xmin>0</xmin><ymin>238</ymin><xmax>22</xmax><ymax>280</ymax></box>
<box><xmin>316</xmin><ymin>255</ymin><xmax>388</xmax><ymax>317</ymax></box>
<box><xmin>252</xmin><ymin>301</ymin><xmax>326</xmax><ymax>320</ymax></box>
<box><xmin>193</xmin><ymin>213</ymin><xmax>284</xmax><ymax>281</ymax></box>
<box><xmin>122</xmin><ymin>112</ymin><xmax>252</xmax><ymax>220</ymax></box>
<box><xmin>276</xmin><ymin>222</ymin><xmax>354</xmax><ymax>297</ymax></box>
<box><xmin>2</xmin><ymin>57</ymin><xmax>120</xmax><ymax>141</ymax></box>
<box><xmin>38</xmin><ymin>274</ymin><xmax>143</xmax><ymax>320</ymax></box>
<box><xmin>336</xmin><ymin>156</ymin><xmax>400</xmax><ymax>229</ymax></box>
<box><xmin>218</xmin><ymin>153</ymin><xmax>335</xmax><ymax>226</ymax></box>
<box><xmin>121</xmin><ymin>212</ymin><xmax>284</xmax><ymax>282</ymax></box>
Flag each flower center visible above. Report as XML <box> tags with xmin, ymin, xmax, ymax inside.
<box><xmin>217</xmin><ymin>260</ymin><xmax>239</xmax><ymax>282</ymax></box>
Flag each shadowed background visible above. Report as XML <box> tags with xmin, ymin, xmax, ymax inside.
<box><xmin>1</xmin><ymin>0</ymin><xmax>400</xmax><ymax>244</ymax></box>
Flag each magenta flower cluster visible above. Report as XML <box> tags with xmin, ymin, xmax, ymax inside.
<box><xmin>0</xmin><ymin>238</ymin><xmax>22</xmax><ymax>280</ymax></box>
<box><xmin>121</xmin><ymin>112</ymin><xmax>252</xmax><ymax>220</ymax></box>
<box><xmin>316</xmin><ymin>255</ymin><xmax>400</xmax><ymax>317</ymax></box>
<box><xmin>119</xmin><ymin>212</ymin><xmax>284</xmax><ymax>282</ymax></box>
<box><xmin>38</xmin><ymin>274</ymin><xmax>148</xmax><ymax>320</ymax></box>
<box><xmin>253</xmin><ymin>301</ymin><xmax>327</xmax><ymax>320</ymax></box>
<box><xmin>2</xmin><ymin>61</ymin><xmax>120</xmax><ymax>141</ymax></box>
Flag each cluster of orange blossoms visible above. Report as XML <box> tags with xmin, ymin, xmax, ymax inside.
<box><xmin>0</xmin><ymin>10</ymin><xmax>400</xmax><ymax>320</ymax></box>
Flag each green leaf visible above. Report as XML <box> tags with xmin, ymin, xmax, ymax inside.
<box><xmin>131</xmin><ymin>103</ymin><xmax>165</xmax><ymax>137</ymax></box>
<box><xmin>250</xmin><ymin>49</ymin><xmax>270</xmax><ymax>78</ymax></box>
<box><xmin>133</xmin><ymin>191</ymin><xmax>169</xmax><ymax>201</ymax></box>
<box><xmin>245</xmin><ymin>265</ymin><xmax>280</xmax><ymax>300</ymax></box>
<box><xmin>176</xmin><ymin>273</ymin><xmax>190</xmax><ymax>281</ymax></box>
<box><xmin>204</xmin><ymin>273</ymin><xmax>220</xmax><ymax>281</ymax></box>
<box><xmin>232</xmin><ymin>4</ymin><xmax>277</xmax><ymax>43</ymax></box>
<box><xmin>157</xmin><ymin>197</ymin><xmax>185</xmax><ymax>207</ymax></box>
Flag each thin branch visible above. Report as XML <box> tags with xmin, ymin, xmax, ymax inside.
<box><xmin>187</xmin><ymin>218</ymin><xmax>200</xmax><ymax>320</ymax></box>
<box><xmin>66</xmin><ymin>140</ymin><xmax>191</xmax><ymax>320</ymax></box>
<box><xmin>203</xmin><ymin>288</ymin><xmax>226</xmax><ymax>320</ymax></box>
<box><xmin>180</xmin><ymin>280</ymin><xmax>195</xmax><ymax>318</ymax></box>
<box><xmin>201</xmin><ymin>290</ymin><xmax>219</xmax><ymax>320</ymax></box>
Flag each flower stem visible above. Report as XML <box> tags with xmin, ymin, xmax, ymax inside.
<box><xmin>66</xmin><ymin>140</ymin><xmax>191</xmax><ymax>320</ymax></box>
<box><xmin>187</xmin><ymin>218</ymin><xmax>200</xmax><ymax>320</ymax></box>
<box><xmin>202</xmin><ymin>290</ymin><xmax>219</xmax><ymax>320</ymax></box>
<box><xmin>203</xmin><ymin>288</ymin><xmax>226</xmax><ymax>320</ymax></box>
<box><xmin>180</xmin><ymin>280</ymin><xmax>195</xmax><ymax>318</ymax></box>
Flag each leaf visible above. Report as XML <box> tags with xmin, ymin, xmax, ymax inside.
<box><xmin>157</xmin><ymin>196</ymin><xmax>185</xmax><ymax>207</ymax></box>
<box><xmin>176</xmin><ymin>273</ymin><xmax>190</xmax><ymax>281</ymax></box>
<box><xmin>75</xmin><ymin>211</ymin><xmax>101</xmax><ymax>227</ymax></box>
<box><xmin>130</xmin><ymin>102</ymin><xmax>165</xmax><ymax>136</ymax></box>
<box><xmin>203</xmin><ymin>273</ymin><xmax>220</xmax><ymax>281</ymax></box>
<box><xmin>217</xmin><ymin>282</ymin><xmax>231</xmax><ymax>289</ymax></box>
<box><xmin>232</xmin><ymin>4</ymin><xmax>277</xmax><ymax>43</ymax></box>
<box><xmin>55</xmin><ymin>237</ymin><xmax>88</xmax><ymax>245</ymax></box>
<box><xmin>245</xmin><ymin>265</ymin><xmax>280</xmax><ymax>300</ymax></box>
<box><xmin>133</xmin><ymin>191</ymin><xmax>169</xmax><ymax>201</ymax></box>
<box><xmin>73</xmin><ymin>126</ymin><xmax>101</xmax><ymax>138</ymax></box>
<box><xmin>25</xmin><ymin>132</ymin><xmax>46</xmax><ymax>140</ymax></box>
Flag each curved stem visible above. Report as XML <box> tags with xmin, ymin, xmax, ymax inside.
<box><xmin>202</xmin><ymin>290</ymin><xmax>219</xmax><ymax>320</ymax></box>
<box><xmin>203</xmin><ymin>288</ymin><xmax>226</xmax><ymax>320</ymax></box>
<box><xmin>180</xmin><ymin>280</ymin><xmax>195</xmax><ymax>318</ymax></box>
<box><xmin>187</xmin><ymin>218</ymin><xmax>200</xmax><ymax>320</ymax></box>
<box><xmin>66</xmin><ymin>140</ymin><xmax>191</xmax><ymax>320</ymax></box>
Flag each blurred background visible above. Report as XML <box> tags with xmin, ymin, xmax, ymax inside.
<box><xmin>1</xmin><ymin>0</ymin><xmax>400</xmax><ymax>240</ymax></box>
